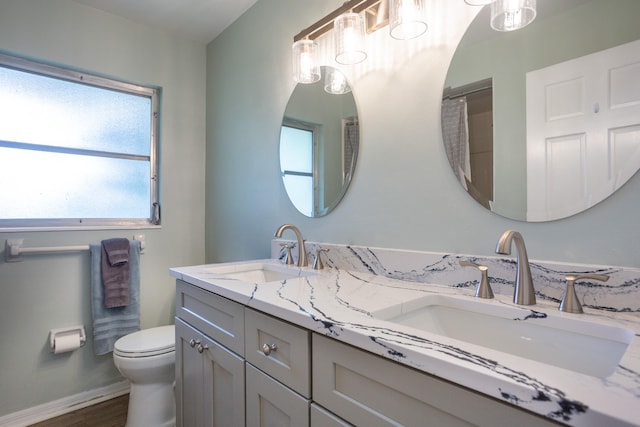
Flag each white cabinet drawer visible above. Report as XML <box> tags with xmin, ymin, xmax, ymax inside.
<box><xmin>245</xmin><ymin>308</ymin><xmax>311</xmax><ymax>397</ymax></box>
<box><xmin>313</xmin><ymin>334</ymin><xmax>559</xmax><ymax>427</ymax></box>
<box><xmin>246</xmin><ymin>363</ymin><xmax>309</xmax><ymax>427</ymax></box>
<box><xmin>176</xmin><ymin>280</ymin><xmax>245</xmax><ymax>356</ymax></box>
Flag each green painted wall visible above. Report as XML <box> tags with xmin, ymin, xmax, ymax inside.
<box><xmin>206</xmin><ymin>0</ymin><xmax>640</xmax><ymax>267</ymax></box>
<box><xmin>0</xmin><ymin>0</ymin><xmax>206</xmax><ymax>416</ymax></box>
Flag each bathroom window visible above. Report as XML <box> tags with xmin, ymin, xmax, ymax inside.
<box><xmin>0</xmin><ymin>52</ymin><xmax>160</xmax><ymax>229</ymax></box>
<box><xmin>280</xmin><ymin>119</ymin><xmax>316</xmax><ymax>217</ymax></box>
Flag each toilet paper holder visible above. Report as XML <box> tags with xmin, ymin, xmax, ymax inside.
<box><xmin>49</xmin><ymin>325</ymin><xmax>86</xmax><ymax>353</ymax></box>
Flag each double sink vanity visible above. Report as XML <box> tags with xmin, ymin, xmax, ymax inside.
<box><xmin>170</xmin><ymin>232</ymin><xmax>640</xmax><ymax>426</ymax></box>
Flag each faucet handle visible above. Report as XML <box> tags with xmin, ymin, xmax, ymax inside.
<box><xmin>559</xmin><ymin>274</ymin><xmax>609</xmax><ymax>313</ymax></box>
<box><xmin>459</xmin><ymin>261</ymin><xmax>494</xmax><ymax>299</ymax></box>
<box><xmin>280</xmin><ymin>243</ymin><xmax>295</xmax><ymax>266</ymax></box>
<box><xmin>313</xmin><ymin>248</ymin><xmax>329</xmax><ymax>270</ymax></box>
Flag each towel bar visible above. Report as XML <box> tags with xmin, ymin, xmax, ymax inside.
<box><xmin>4</xmin><ymin>237</ymin><xmax>144</xmax><ymax>262</ymax></box>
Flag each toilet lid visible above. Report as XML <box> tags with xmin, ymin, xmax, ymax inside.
<box><xmin>114</xmin><ymin>325</ymin><xmax>175</xmax><ymax>357</ymax></box>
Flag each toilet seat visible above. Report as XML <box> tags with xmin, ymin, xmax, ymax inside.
<box><xmin>114</xmin><ymin>325</ymin><xmax>175</xmax><ymax>358</ymax></box>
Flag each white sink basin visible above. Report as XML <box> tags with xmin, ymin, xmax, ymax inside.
<box><xmin>371</xmin><ymin>294</ymin><xmax>634</xmax><ymax>378</ymax></box>
<box><xmin>205</xmin><ymin>261</ymin><xmax>317</xmax><ymax>284</ymax></box>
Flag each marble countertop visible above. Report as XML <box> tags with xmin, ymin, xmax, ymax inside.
<box><xmin>170</xmin><ymin>259</ymin><xmax>640</xmax><ymax>426</ymax></box>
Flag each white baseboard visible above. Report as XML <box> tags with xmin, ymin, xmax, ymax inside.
<box><xmin>0</xmin><ymin>381</ymin><xmax>130</xmax><ymax>427</ymax></box>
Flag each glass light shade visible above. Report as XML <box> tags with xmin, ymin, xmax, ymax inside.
<box><xmin>389</xmin><ymin>0</ymin><xmax>428</xmax><ymax>40</ymax></box>
<box><xmin>324</xmin><ymin>68</ymin><xmax>351</xmax><ymax>94</ymax></box>
<box><xmin>464</xmin><ymin>0</ymin><xmax>494</xmax><ymax>5</ymax></box>
<box><xmin>292</xmin><ymin>39</ymin><xmax>320</xmax><ymax>84</ymax></box>
<box><xmin>334</xmin><ymin>13</ymin><xmax>367</xmax><ymax>65</ymax></box>
<box><xmin>491</xmin><ymin>0</ymin><xmax>536</xmax><ymax>31</ymax></box>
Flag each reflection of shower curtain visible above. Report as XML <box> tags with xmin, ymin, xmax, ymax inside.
<box><xmin>344</xmin><ymin>119</ymin><xmax>359</xmax><ymax>181</ymax></box>
<box><xmin>441</xmin><ymin>98</ymin><xmax>471</xmax><ymax>188</ymax></box>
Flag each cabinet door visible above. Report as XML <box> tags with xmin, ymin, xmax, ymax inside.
<box><xmin>176</xmin><ymin>318</ymin><xmax>245</xmax><ymax>427</ymax></box>
<box><xmin>201</xmin><ymin>332</ymin><xmax>245</xmax><ymax>427</ymax></box>
<box><xmin>246</xmin><ymin>363</ymin><xmax>309</xmax><ymax>427</ymax></box>
<box><xmin>176</xmin><ymin>318</ymin><xmax>205</xmax><ymax>427</ymax></box>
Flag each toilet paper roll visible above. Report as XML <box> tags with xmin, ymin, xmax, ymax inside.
<box><xmin>53</xmin><ymin>333</ymin><xmax>81</xmax><ymax>354</ymax></box>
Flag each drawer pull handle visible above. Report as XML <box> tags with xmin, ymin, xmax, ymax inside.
<box><xmin>189</xmin><ymin>339</ymin><xmax>200</xmax><ymax>348</ymax></box>
<box><xmin>197</xmin><ymin>343</ymin><xmax>209</xmax><ymax>353</ymax></box>
<box><xmin>261</xmin><ymin>343</ymin><xmax>277</xmax><ymax>356</ymax></box>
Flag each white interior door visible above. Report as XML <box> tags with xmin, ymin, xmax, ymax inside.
<box><xmin>526</xmin><ymin>39</ymin><xmax>640</xmax><ymax>221</ymax></box>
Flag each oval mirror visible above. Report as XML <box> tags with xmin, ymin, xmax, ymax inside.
<box><xmin>280</xmin><ymin>66</ymin><xmax>359</xmax><ymax>217</ymax></box>
<box><xmin>442</xmin><ymin>0</ymin><xmax>640</xmax><ymax>221</ymax></box>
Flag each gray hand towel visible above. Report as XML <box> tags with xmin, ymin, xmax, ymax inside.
<box><xmin>101</xmin><ymin>238</ymin><xmax>130</xmax><ymax>308</ymax></box>
<box><xmin>90</xmin><ymin>240</ymin><xmax>140</xmax><ymax>355</ymax></box>
<box><xmin>102</xmin><ymin>237</ymin><xmax>130</xmax><ymax>266</ymax></box>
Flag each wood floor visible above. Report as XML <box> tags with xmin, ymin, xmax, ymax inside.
<box><xmin>29</xmin><ymin>394</ymin><xmax>129</xmax><ymax>427</ymax></box>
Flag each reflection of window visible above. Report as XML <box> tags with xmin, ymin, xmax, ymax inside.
<box><xmin>0</xmin><ymin>52</ymin><xmax>160</xmax><ymax>228</ymax></box>
<box><xmin>280</xmin><ymin>119</ymin><xmax>317</xmax><ymax>216</ymax></box>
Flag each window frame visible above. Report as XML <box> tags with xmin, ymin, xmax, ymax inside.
<box><xmin>0</xmin><ymin>51</ymin><xmax>160</xmax><ymax>230</ymax></box>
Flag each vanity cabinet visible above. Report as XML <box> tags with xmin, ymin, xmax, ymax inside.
<box><xmin>175</xmin><ymin>280</ymin><xmax>246</xmax><ymax>427</ymax></box>
<box><xmin>176</xmin><ymin>280</ymin><xmax>312</xmax><ymax>427</ymax></box>
<box><xmin>175</xmin><ymin>278</ymin><xmax>560</xmax><ymax>427</ymax></box>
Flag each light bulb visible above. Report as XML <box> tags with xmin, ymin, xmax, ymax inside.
<box><xmin>491</xmin><ymin>0</ymin><xmax>536</xmax><ymax>31</ymax></box>
<box><xmin>334</xmin><ymin>13</ymin><xmax>367</xmax><ymax>65</ymax></box>
<box><xmin>389</xmin><ymin>0</ymin><xmax>428</xmax><ymax>40</ymax></box>
<box><xmin>292</xmin><ymin>39</ymin><xmax>320</xmax><ymax>84</ymax></box>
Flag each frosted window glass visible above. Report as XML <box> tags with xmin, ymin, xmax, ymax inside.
<box><xmin>280</xmin><ymin>124</ymin><xmax>314</xmax><ymax>215</ymax></box>
<box><xmin>280</xmin><ymin>126</ymin><xmax>313</xmax><ymax>173</ymax></box>
<box><xmin>282</xmin><ymin>175</ymin><xmax>313</xmax><ymax>217</ymax></box>
<box><xmin>0</xmin><ymin>67</ymin><xmax>151</xmax><ymax>156</ymax></box>
<box><xmin>0</xmin><ymin>148</ymin><xmax>150</xmax><ymax>218</ymax></box>
<box><xmin>0</xmin><ymin>52</ymin><xmax>158</xmax><ymax>227</ymax></box>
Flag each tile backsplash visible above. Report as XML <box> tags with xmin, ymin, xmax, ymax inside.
<box><xmin>273</xmin><ymin>240</ymin><xmax>640</xmax><ymax>315</ymax></box>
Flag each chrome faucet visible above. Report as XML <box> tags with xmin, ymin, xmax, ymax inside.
<box><xmin>495</xmin><ymin>230</ymin><xmax>536</xmax><ymax>305</ymax></box>
<box><xmin>274</xmin><ymin>224</ymin><xmax>308</xmax><ymax>267</ymax></box>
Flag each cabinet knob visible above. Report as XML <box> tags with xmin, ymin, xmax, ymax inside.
<box><xmin>261</xmin><ymin>343</ymin><xmax>277</xmax><ymax>356</ymax></box>
<box><xmin>197</xmin><ymin>343</ymin><xmax>209</xmax><ymax>354</ymax></box>
<box><xmin>189</xmin><ymin>338</ymin><xmax>200</xmax><ymax>348</ymax></box>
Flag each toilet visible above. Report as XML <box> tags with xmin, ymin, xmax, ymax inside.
<box><xmin>113</xmin><ymin>325</ymin><xmax>176</xmax><ymax>427</ymax></box>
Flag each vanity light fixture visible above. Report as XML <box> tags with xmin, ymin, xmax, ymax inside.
<box><xmin>292</xmin><ymin>39</ymin><xmax>321</xmax><ymax>84</ymax></box>
<box><xmin>292</xmin><ymin>0</ymin><xmax>428</xmax><ymax>82</ymax></box>
<box><xmin>334</xmin><ymin>12</ymin><xmax>367</xmax><ymax>65</ymax></box>
<box><xmin>324</xmin><ymin>67</ymin><xmax>352</xmax><ymax>94</ymax></box>
<box><xmin>490</xmin><ymin>0</ymin><xmax>537</xmax><ymax>31</ymax></box>
<box><xmin>389</xmin><ymin>0</ymin><xmax>428</xmax><ymax>40</ymax></box>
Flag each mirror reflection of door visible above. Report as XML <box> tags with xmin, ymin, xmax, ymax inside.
<box><xmin>526</xmin><ymin>39</ymin><xmax>640</xmax><ymax>221</ymax></box>
<box><xmin>442</xmin><ymin>0</ymin><xmax>640</xmax><ymax>222</ymax></box>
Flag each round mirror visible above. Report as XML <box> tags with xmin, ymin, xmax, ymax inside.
<box><xmin>442</xmin><ymin>0</ymin><xmax>640</xmax><ymax>221</ymax></box>
<box><xmin>280</xmin><ymin>66</ymin><xmax>359</xmax><ymax>217</ymax></box>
